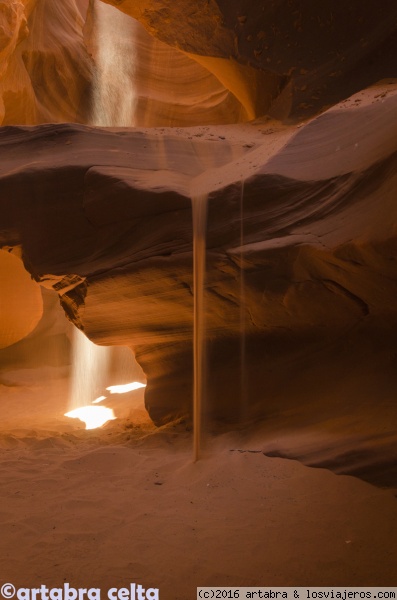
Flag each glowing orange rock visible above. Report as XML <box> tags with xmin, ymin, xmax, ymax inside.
<box><xmin>0</xmin><ymin>251</ymin><xmax>43</xmax><ymax>349</ymax></box>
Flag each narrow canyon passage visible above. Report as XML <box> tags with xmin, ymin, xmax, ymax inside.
<box><xmin>0</xmin><ymin>0</ymin><xmax>397</xmax><ymax>597</ymax></box>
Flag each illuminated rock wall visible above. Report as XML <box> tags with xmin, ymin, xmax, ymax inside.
<box><xmin>1</xmin><ymin>1</ymin><xmax>397</xmax><ymax>485</ymax></box>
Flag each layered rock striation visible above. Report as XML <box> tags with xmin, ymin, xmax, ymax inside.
<box><xmin>3</xmin><ymin>1</ymin><xmax>397</xmax><ymax>127</ymax></box>
<box><xmin>1</xmin><ymin>84</ymin><xmax>397</xmax><ymax>485</ymax></box>
<box><xmin>102</xmin><ymin>0</ymin><xmax>397</xmax><ymax>120</ymax></box>
<box><xmin>1</xmin><ymin>1</ymin><xmax>397</xmax><ymax>487</ymax></box>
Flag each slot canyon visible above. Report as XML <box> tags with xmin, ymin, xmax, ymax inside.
<box><xmin>0</xmin><ymin>0</ymin><xmax>397</xmax><ymax>596</ymax></box>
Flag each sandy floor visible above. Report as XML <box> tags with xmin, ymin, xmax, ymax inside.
<box><xmin>0</xmin><ymin>411</ymin><xmax>397</xmax><ymax>599</ymax></box>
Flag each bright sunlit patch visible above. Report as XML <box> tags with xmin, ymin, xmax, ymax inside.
<box><xmin>106</xmin><ymin>382</ymin><xmax>146</xmax><ymax>394</ymax></box>
<box><xmin>92</xmin><ymin>395</ymin><xmax>107</xmax><ymax>404</ymax></box>
<box><xmin>65</xmin><ymin>406</ymin><xmax>116</xmax><ymax>430</ymax></box>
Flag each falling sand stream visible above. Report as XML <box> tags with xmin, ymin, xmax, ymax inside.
<box><xmin>192</xmin><ymin>194</ymin><xmax>208</xmax><ymax>462</ymax></box>
<box><xmin>192</xmin><ymin>181</ymin><xmax>246</xmax><ymax>458</ymax></box>
<box><xmin>239</xmin><ymin>180</ymin><xmax>247</xmax><ymax>419</ymax></box>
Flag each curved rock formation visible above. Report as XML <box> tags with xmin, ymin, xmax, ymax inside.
<box><xmin>102</xmin><ymin>0</ymin><xmax>397</xmax><ymax>119</ymax></box>
<box><xmin>84</xmin><ymin>2</ymin><xmax>252</xmax><ymax>126</ymax></box>
<box><xmin>0</xmin><ymin>250</ymin><xmax>43</xmax><ymax>349</ymax></box>
<box><xmin>1</xmin><ymin>0</ymin><xmax>272</xmax><ymax>127</ymax></box>
<box><xmin>1</xmin><ymin>0</ymin><xmax>397</xmax><ymax>490</ymax></box>
<box><xmin>2</xmin><ymin>1</ymin><xmax>396</xmax><ymax>128</ymax></box>
<box><xmin>0</xmin><ymin>0</ymin><xmax>93</xmax><ymax>125</ymax></box>
<box><xmin>1</xmin><ymin>82</ymin><xmax>397</xmax><ymax>485</ymax></box>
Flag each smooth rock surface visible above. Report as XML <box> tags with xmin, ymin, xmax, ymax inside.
<box><xmin>0</xmin><ymin>251</ymin><xmax>43</xmax><ymax>349</ymax></box>
<box><xmin>0</xmin><ymin>0</ymin><xmax>93</xmax><ymax>125</ymax></box>
<box><xmin>1</xmin><ymin>83</ymin><xmax>397</xmax><ymax>485</ymax></box>
<box><xmin>102</xmin><ymin>0</ymin><xmax>397</xmax><ymax>119</ymax></box>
